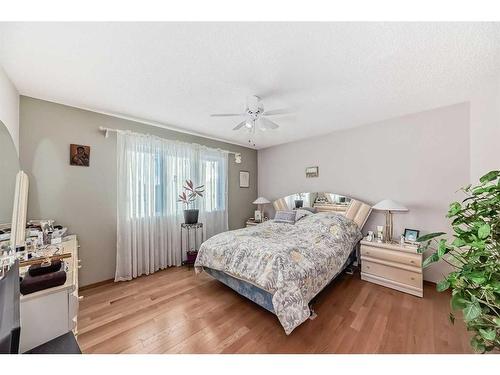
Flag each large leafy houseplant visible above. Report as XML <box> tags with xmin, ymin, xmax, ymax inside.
<box><xmin>417</xmin><ymin>170</ymin><xmax>500</xmax><ymax>353</ymax></box>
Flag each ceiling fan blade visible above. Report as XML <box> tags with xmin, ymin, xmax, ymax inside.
<box><xmin>259</xmin><ymin>117</ymin><xmax>279</xmax><ymax>130</ymax></box>
<box><xmin>232</xmin><ymin>121</ymin><xmax>247</xmax><ymax>130</ymax></box>
<box><xmin>210</xmin><ymin>113</ymin><xmax>245</xmax><ymax>117</ymax></box>
<box><xmin>262</xmin><ymin>108</ymin><xmax>293</xmax><ymax>116</ymax></box>
<box><xmin>256</xmin><ymin>89</ymin><xmax>284</xmax><ymax>100</ymax></box>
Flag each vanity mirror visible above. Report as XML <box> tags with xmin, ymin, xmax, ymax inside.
<box><xmin>0</xmin><ymin>121</ymin><xmax>20</xmax><ymax>224</ymax></box>
<box><xmin>0</xmin><ymin>120</ymin><xmax>28</xmax><ymax>252</ymax></box>
<box><xmin>0</xmin><ymin>122</ymin><xmax>78</xmax><ymax>354</ymax></box>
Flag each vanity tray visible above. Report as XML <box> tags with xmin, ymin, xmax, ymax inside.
<box><xmin>19</xmin><ymin>253</ymin><xmax>72</xmax><ymax>268</ymax></box>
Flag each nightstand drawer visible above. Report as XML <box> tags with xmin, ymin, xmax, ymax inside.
<box><xmin>361</xmin><ymin>260</ymin><xmax>422</xmax><ymax>289</ymax></box>
<box><xmin>361</xmin><ymin>245</ymin><xmax>421</xmax><ymax>267</ymax></box>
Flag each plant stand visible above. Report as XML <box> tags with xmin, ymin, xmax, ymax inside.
<box><xmin>180</xmin><ymin>222</ymin><xmax>204</xmax><ymax>266</ymax></box>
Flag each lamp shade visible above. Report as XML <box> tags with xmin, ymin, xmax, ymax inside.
<box><xmin>372</xmin><ymin>199</ymin><xmax>408</xmax><ymax>212</ymax></box>
<box><xmin>252</xmin><ymin>197</ymin><xmax>271</xmax><ymax>205</ymax></box>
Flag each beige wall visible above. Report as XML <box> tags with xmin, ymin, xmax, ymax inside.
<box><xmin>470</xmin><ymin>76</ymin><xmax>500</xmax><ymax>182</ymax></box>
<box><xmin>258</xmin><ymin>103</ymin><xmax>470</xmax><ymax>283</ymax></box>
<box><xmin>19</xmin><ymin>96</ymin><xmax>258</xmax><ymax>286</ymax></box>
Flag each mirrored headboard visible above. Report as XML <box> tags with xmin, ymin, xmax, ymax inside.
<box><xmin>273</xmin><ymin>192</ymin><xmax>372</xmax><ymax>229</ymax></box>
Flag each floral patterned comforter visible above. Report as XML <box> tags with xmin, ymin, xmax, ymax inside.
<box><xmin>194</xmin><ymin>212</ymin><xmax>362</xmax><ymax>334</ymax></box>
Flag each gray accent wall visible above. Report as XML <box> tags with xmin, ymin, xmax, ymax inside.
<box><xmin>19</xmin><ymin>96</ymin><xmax>258</xmax><ymax>286</ymax></box>
<box><xmin>258</xmin><ymin>103</ymin><xmax>470</xmax><ymax>283</ymax></box>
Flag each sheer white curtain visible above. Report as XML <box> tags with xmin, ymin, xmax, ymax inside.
<box><xmin>115</xmin><ymin>131</ymin><xmax>228</xmax><ymax>281</ymax></box>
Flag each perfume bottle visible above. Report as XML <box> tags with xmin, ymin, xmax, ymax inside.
<box><xmin>376</xmin><ymin>225</ymin><xmax>384</xmax><ymax>242</ymax></box>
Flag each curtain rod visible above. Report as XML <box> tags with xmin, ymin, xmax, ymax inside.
<box><xmin>98</xmin><ymin>126</ymin><xmax>242</xmax><ymax>163</ymax></box>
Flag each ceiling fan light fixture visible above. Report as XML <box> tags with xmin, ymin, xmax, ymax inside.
<box><xmin>211</xmin><ymin>95</ymin><xmax>288</xmax><ymax>135</ymax></box>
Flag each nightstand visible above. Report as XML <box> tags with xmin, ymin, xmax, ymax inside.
<box><xmin>360</xmin><ymin>240</ymin><xmax>423</xmax><ymax>297</ymax></box>
<box><xmin>245</xmin><ymin>218</ymin><xmax>268</xmax><ymax>227</ymax></box>
<box><xmin>245</xmin><ymin>219</ymin><xmax>259</xmax><ymax>227</ymax></box>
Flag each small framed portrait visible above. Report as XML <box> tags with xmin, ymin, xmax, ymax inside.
<box><xmin>305</xmin><ymin>166</ymin><xmax>319</xmax><ymax>178</ymax></box>
<box><xmin>404</xmin><ymin>228</ymin><xmax>420</xmax><ymax>243</ymax></box>
<box><xmin>70</xmin><ymin>144</ymin><xmax>90</xmax><ymax>167</ymax></box>
<box><xmin>239</xmin><ymin>171</ymin><xmax>250</xmax><ymax>188</ymax></box>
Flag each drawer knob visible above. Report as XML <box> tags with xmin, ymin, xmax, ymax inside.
<box><xmin>410</xmin><ymin>277</ymin><xmax>415</xmax><ymax>280</ymax></box>
<box><xmin>366</xmin><ymin>265</ymin><xmax>370</xmax><ymax>269</ymax></box>
<box><xmin>78</xmin><ymin>265</ymin><xmax>82</xmax><ymax>269</ymax></box>
<box><xmin>366</xmin><ymin>251</ymin><xmax>370</xmax><ymax>255</ymax></box>
<box><xmin>410</xmin><ymin>260</ymin><xmax>415</xmax><ymax>264</ymax></box>
<box><xmin>78</xmin><ymin>295</ymin><xmax>84</xmax><ymax>300</ymax></box>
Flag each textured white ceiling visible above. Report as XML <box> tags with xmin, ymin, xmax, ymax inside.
<box><xmin>1</xmin><ymin>22</ymin><xmax>499</xmax><ymax>149</ymax></box>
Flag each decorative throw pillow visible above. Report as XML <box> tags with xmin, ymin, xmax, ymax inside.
<box><xmin>294</xmin><ymin>208</ymin><xmax>314</xmax><ymax>221</ymax></box>
<box><xmin>274</xmin><ymin>210</ymin><xmax>297</xmax><ymax>224</ymax></box>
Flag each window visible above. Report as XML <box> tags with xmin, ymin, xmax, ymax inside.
<box><xmin>116</xmin><ymin>131</ymin><xmax>229</xmax><ymax>279</ymax></box>
<box><xmin>154</xmin><ymin>154</ymin><xmax>164</xmax><ymax>216</ymax></box>
<box><xmin>203</xmin><ymin>158</ymin><xmax>224</xmax><ymax>212</ymax></box>
<box><xmin>125</xmin><ymin>146</ymin><xmax>226</xmax><ymax>219</ymax></box>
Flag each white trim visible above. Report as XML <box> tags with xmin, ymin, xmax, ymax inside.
<box><xmin>24</xmin><ymin>95</ymin><xmax>254</xmax><ymax>149</ymax></box>
<box><xmin>99</xmin><ymin>126</ymin><xmax>243</xmax><ymax>163</ymax></box>
<box><xmin>89</xmin><ymin>106</ymin><xmax>252</xmax><ymax>149</ymax></box>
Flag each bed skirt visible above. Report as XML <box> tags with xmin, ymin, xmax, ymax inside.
<box><xmin>203</xmin><ymin>249</ymin><xmax>357</xmax><ymax>315</ymax></box>
<box><xmin>204</xmin><ymin>267</ymin><xmax>275</xmax><ymax>312</ymax></box>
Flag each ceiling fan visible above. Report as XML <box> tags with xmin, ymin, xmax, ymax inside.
<box><xmin>210</xmin><ymin>95</ymin><xmax>290</xmax><ymax>132</ymax></box>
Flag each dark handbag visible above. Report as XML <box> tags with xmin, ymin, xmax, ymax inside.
<box><xmin>20</xmin><ymin>264</ymin><xmax>67</xmax><ymax>295</ymax></box>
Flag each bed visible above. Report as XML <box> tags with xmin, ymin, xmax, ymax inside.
<box><xmin>195</xmin><ymin>194</ymin><xmax>371</xmax><ymax>334</ymax></box>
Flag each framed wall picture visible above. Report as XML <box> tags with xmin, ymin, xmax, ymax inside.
<box><xmin>239</xmin><ymin>171</ymin><xmax>250</xmax><ymax>188</ymax></box>
<box><xmin>70</xmin><ymin>144</ymin><xmax>90</xmax><ymax>167</ymax></box>
<box><xmin>305</xmin><ymin>166</ymin><xmax>319</xmax><ymax>178</ymax></box>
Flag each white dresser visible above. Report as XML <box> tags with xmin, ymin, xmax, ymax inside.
<box><xmin>19</xmin><ymin>235</ymin><xmax>80</xmax><ymax>352</ymax></box>
<box><xmin>360</xmin><ymin>240</ymin><xmax>423</xmax><ymax>297</ymax></box>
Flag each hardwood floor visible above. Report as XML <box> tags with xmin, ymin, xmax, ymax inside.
<box><xmin>77</xmin><ymin>267</ymin><xmax>472</xmax><ymax>353</ymax></box>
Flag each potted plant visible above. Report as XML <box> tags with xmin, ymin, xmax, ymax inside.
<box><xmin>417</xmin><ymin>170</ymin><xmax>499</xmax><ymax>353</ymax></box>
<box><xmin>177</xmin><ymin>179</ymin><xmax>205</xmax><ymax>224</ymax></box>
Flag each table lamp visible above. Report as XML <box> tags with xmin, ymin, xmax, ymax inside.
<box><xmin>372</xmin><ymin>199</ymin><xmax>408</xmax><ymax>243</ymax></box>
<box><xmin>252</xmin><ymin>197</ymin><xmax>270</xmax><ymax>222</ymax></box>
